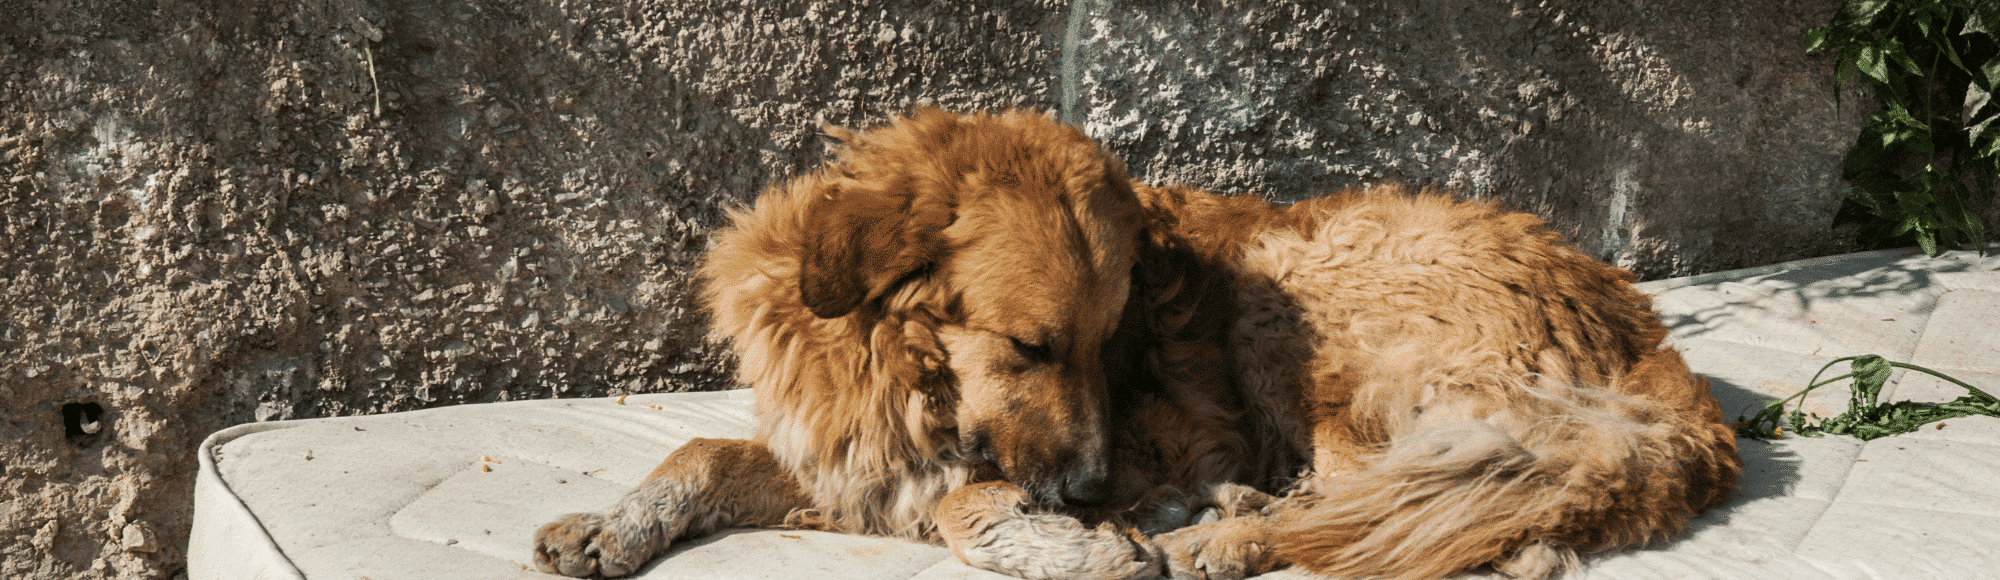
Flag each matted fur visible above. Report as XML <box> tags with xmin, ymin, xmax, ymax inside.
<box><xmin>530</xmin><ymin>110</ymin><xmax>1741</xmax><ymax>580</ymax></box>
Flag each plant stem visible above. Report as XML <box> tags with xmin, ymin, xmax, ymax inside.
<box><xmin>1887</xmin><ymin>361</ymin><xmax>1999</xmax><ymax>401</ymax></box>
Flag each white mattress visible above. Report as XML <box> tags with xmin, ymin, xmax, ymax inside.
<box><xmin>188</xmin><ymin>248</ymin><xmax>2000</xmax><ymax>580</ymax></box>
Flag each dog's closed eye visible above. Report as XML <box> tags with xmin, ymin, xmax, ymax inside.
<box><xmin>1007</xmin><ymin>336</ymin><xmax>1055</xmax><ymax>364</ymax></box>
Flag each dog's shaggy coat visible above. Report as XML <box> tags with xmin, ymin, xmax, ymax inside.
<box><xmin>532</xmin><ymin>110</ymin><xmax>1742</xmax><ymax>580</ymax></box>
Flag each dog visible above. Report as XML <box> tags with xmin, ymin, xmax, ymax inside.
<box><xmin>531</xmin><ymin>109</ymin><xmax>1742</xmax><ymax>580</ymax></box>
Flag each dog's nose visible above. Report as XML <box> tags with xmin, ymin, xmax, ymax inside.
<box><xmin>962</xmin><ymin>429</ymin><xmax>997</xmax><ymax>464</ymax></box>
<box><xmin>1061</xmin><ymin>472</ymin><xmax>1111</xmax><ymax>507</ymax></box>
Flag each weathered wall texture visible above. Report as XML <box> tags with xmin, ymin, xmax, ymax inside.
<box><xmin>0</xmin><ymin>1</ymin><xmax>1066</xmax><ymax>577</ymax></box>
<box><xmin>1074</xmin><ymin>0</ymin><xmax>1871</xmax><ymax>278</ymax></box>
<box><xmin>0</xmin><ymin>0</ymin><xmax>1872</xmax><ymax>578</ymax></box>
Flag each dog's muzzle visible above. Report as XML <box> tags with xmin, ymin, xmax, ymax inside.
<box><xmin>961</xmin><ymin>427</ymin><xmax>1111</xmax><ymax>508</ymax></box>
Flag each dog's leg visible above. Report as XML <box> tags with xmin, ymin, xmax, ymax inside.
<box><xmin>1194</xmin><ymin>482</ymin><xmax>1278</xmax><ymax>522</ymax></box>
<box><xmin>533</xmin><ymin>438</ymin><xmax>810</xmax><ymax>578</ymax></box>
<box><xmin>935</xmin><ymin>481</ymin><xmax>1163</xmax><ymax>580</ymax></box>
<box><xmin>1153</xmin><ymin>484</ymin><xmax>1285</xmax><ymax>580</ymax></box>
<box><xmin>1155</xmin><ymin>516</ymin><xmax>1278</xmax><ymax>580</ymax></box>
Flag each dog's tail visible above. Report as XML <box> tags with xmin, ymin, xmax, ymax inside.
<box><xmin>1266</xmin><ymin>351</ymin><xmax>1740</xmax><ymax>580</ymax></box>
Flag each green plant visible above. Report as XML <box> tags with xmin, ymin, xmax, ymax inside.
<box><xmin>1809</xmin><ymin>0</ymin><xmax>2000</xmax><ymax>255</ymax></box>
<box><xmin>1735</xmin><ymin>355</ymin><xmax>1999</xmax><ymax>440</ymax></box>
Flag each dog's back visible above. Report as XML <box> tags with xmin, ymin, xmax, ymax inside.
<box><xmin>1135</xmin><ymin>184</ymin><xmax>1741</xmax><ymax>579</ymax></box>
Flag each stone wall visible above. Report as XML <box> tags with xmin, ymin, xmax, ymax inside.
<box><xmin>0</xmin><ymin>0</ymin><xmax>1875</xmax><ymax>578</ymax></box>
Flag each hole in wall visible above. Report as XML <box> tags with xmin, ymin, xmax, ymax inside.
<box><xmin>62</xmin><ymin>402</ymin><xmax>106</xmax><ymax>446</ymax></box>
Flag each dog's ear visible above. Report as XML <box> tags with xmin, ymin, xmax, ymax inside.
<box><xmin>798</xmin><ymin>180</ymin><xmax>954</xmax><ymax>318</ymax></box>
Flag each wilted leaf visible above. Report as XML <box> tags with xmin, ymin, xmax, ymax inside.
<box><xmin>1849</xmin><ymin>355</ymin><xmax>1892</xmax><ymax>397</ymax></box>
<box><xmin>1739</xmin><ymin>356</ymin><xmax>2000</xmax><ymax>441</ymax></box>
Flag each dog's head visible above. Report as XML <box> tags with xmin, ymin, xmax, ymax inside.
<box><xmin>795</xmin><ymin>109</ymin><xmax>1141</xmax><ymax>507</ymax></box>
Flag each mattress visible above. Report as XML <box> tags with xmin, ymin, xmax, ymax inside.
<box><xmin>187</xmin><ymin>248</ymin><xmax>2000</xmax><ymax>579</ymax></box>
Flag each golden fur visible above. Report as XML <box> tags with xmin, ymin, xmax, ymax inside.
<box><xmin>1136</xmin><ymin>184</ymin><xmax>1741</xmax><ymax>579</ymax></box>
<box><xmin>532</xmin><ymin>109</ymin><xmax>1742</xmax><ymax>580</ymax></box>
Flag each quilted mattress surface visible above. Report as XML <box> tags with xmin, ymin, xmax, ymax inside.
<box><xmin>187</xmin><ymin>248</ymin><xmax>2000</xmax><ymax>579</ymax></box>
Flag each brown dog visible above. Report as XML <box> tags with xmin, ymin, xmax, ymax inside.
<box><xmin>531</xmin><ymin>109</ymin><xmax>1741</xmax><ymax>580</ymax></box>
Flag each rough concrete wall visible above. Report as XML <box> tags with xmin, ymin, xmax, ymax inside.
<box><xmin>1075</xmin><ymin>0</ymin><xmax>1870</xmax><ymax>279</ymax></box>
<box><xmin>0</xmin><ymin>1</ymin><xmax>1064</xmax><ymax>577</ymax></box>
<box><xmin>0</xmin><ymin>0</ymin><xmax>1869</xmax><ymax>578</ymax></box>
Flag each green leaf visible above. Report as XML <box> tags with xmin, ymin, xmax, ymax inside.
<box><xmin>1832</xmin><ymin>52</ymin><xmax>1854</xmax><ymax>105</ymax></box>
<box><xmin>1975</xmin><ymin>167</ymin><xmax>1999</xmax><ymax>205</ymax></box>
<box><xmin>1872</xmin><ymin>107</ymin><xmax>1934</xmax><ymax>153</ymax></box>
<box><xmin>1898</xmin><ymin>180</ymin><xmax>1940</xmax><ymax>208</ymax></box>
<box><xmin>1969</xmin><ymin>82</ymin><xmax>1995</xmax><ymax>128</ymax></box>
<box><xmin>1888</xmin><ymin>213</ymin><xmax>1918</xmax><ymax>237</ymax></box>
<box><xmin>1909</xmin><ymin>130</ymin><xmax>1937</xmax><ymax>156</ymax></box>
<box><xmin>1840</xmin><ymin>0</ymin><xmax>1891</xmax><ymax>25</ymax></box>
<box><xmin>1933</xmin><ymin>29</ymin><xmax>1972</xmax><ymax>77</ymax></box>
<box><xmin>1856</xmin><ymin>44</ymin><xmax>1892</xmax><ymax>85</ymax></box>
<box><xmin>1882</xmin><ymin>103</ymin><xmax>1924</xmax><ymax>129</ymax></box>
<box><xmin>1815</xmin><ymin>0</ymin><xmax>2000</xmax><ymax>256</ymax></box>
<box><xmin>1869</xmin><ymin>108</ymin><xmax>1907</xmax><ymax>141</ymax></box>
<box><xmin>1880</xmin><ymin>127</ymin><xmax>1907</xmax><ymax>149</ymax></box>
<box><xmin>1806</xmin><ymin>26</ymin><xmax>1833</xmax><ymax>53</ymax></box>
<box><xmin>1969</xmin><ymin>6</ymin><xmax>1998</xmax><ymax>37</ymax></box>
<box><xmin>1885</xmin><ymin>37</ymin><xmax>1926</xmax><ymax>77</ymax></box>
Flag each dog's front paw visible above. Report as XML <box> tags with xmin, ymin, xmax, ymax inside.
<box><xmin>1078</xmin><ymin>522</ymin><xmax>1168</xmax><ymax>580</ymax></box>
<box><xmin>977</xmin><ymin>517</ymin><xmax>1162</xmax><ymax>580</ymax></box>
<box><xmin>938</xmin><ymin>481</ymin><xmax>1162</xmax><ymax>580</ymax></box>
<box><xmin>533</xmin><ymin>511</ymin><xmax>662</xmax><ymax>578</ymax></box>
<box><xmin>1155</xmin><ymin>517</ymin><xmax>1270</xmax><ymax>580</ymax></box>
